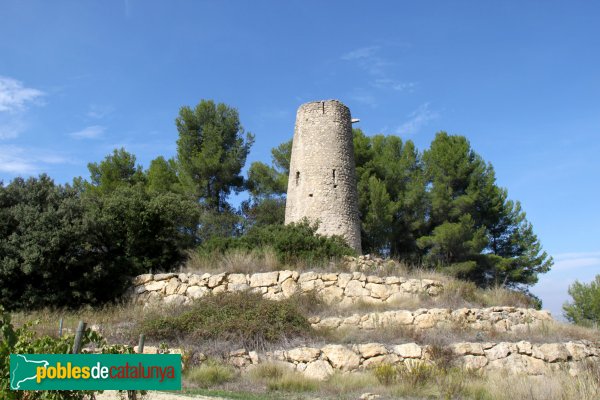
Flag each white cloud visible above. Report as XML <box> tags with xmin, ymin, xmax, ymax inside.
<box><xmin>0</xmin><ymin>146</ymin><xmax>69</xmax><ymax>175</ymax></box>
<box><xmin>0</xmin><ymin>118</ymin><xmax>26</xmax><ymax>139</ymax></box>
<box><xmin>0</xmin><ymin>76</ymin><xmax>44</xmax><ymax>113</ymax></box>
<box><xmin>552</xmin><ymin>252</ymin><xmax>600</xmax><ymax>271</ymax></box>
<box><xmin>341</xmin><ymin>45</ymin><xmax>391</xmax><ymax>76</ymax></box>
<box><xmin>373</xmin><ymin>79</ymin><xmax>417</xmax><ymax>92</ymax></box>
<box><xmin>341</xmin><ymin>46</ymin><xmax>380</xmax><ymax>61</ymax></box>
<box><xmin>87</xmin><ymin>104</ymin><xmax>114</xmax><ymax>119</ymax></box>
<box><xmin>349</xmin><ymin>93</ymin><xmax>377</xmax><ymax>107</ymax></box>
<box><xmin>395</xmin><ymin>103</ymin><xmax>438</xmax><ymax>136</ymax></box>
<box><xmin>70</xmin><ymin>125</ymin><xmax>105</xmax><ymax>139</ymax></box>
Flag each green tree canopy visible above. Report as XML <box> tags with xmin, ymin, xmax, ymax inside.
<box><xmin>563</xmin><ymin>275</ymin><xmax>600</xmax><ymax>327</ymax></box>
<box><xmin>242</xmin><ymin>139</ymin><xmax>292</xmax><ymax>228</ymax></box>
<box><xmin>252</xmin><ymin>130</ymin><xmax>552</xmax><ymax>289</ymax></box>
<box><xmin>87</xmin><ymin>147</ymin><xmax>145</xmax><ymax>193</ymax></box>
<box><xmin>176</xmin><ymin>99</ymin><xmax>254</xmax><ymax>212</ymax></box>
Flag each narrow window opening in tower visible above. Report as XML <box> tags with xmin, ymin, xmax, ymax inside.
<box><xmin>322</xmin><ymin>101</ymin><xmax>325</xmax><ymax>114</ymax></box>
<box><xmin>333</xmin><ymin>169</ymin><xmax>337</xmax><ymax>188</ymax></box>
<box><xmin>296</xmin><ymin>171</ymin><xmax>300</xmax><ymax>186</ymax></box>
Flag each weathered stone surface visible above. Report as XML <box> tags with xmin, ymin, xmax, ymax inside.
<box><xmin>322</xmin><ymin>345</ymin><xmax>360</xmax><ymax>371</ymax></box>
<box><xmin>186</xmin><ymin>285</ymin><xmax>208</xmax><ymax>299</ymax></box>
<box><xmin>285</xmin><ymin>100</ymin><xmax>362</xmax><ymax>252</ymax></box>
<box><xmin>358</xmin><ymin>343</ymin><xmax>388</xmax><ymax>359</ymax></box>
<box><xmin>485</xmin><ymin>343</ymin><xmax>513</xmax><ymax>361</ymax></box>
<box><xmin>365</xmin><ymin>283</ymin><xmax>389</xmax><ymax>299</ymax></box>
<box><xmin>362</xmin><ymin>354</ymin><xmax>400</xmax><ymax>368</ymax></box>
<box><xmin>534</xmin><ymin>343</ymin><xmax>569</xmax><ymax>362</ymax></box>
<box><xmin>320</xmin><ymin>286</ymin><xmax>344</xmax><ymax>304</ymax></box>
<box><xmin>164</xmin><ymin>294</ymin><xmax>186</xmax><ymax>306</ymax></box>
<box><xmin>229</xmin><ymin>283</ymin><xmax>249</xmax><ymax>292</ymax></box>
<box><xmin>208</xmin><ymin>273</ymin><xmax>226</xmax><ymax>288</ymax></box>
<box><xmin>516</xmin><ymin>341</ymin><xmax>533</xmax><ymax>355</ymax></box>
<box><xmin>144</xmin><ymin>281</ymin><xmax>166</xmax><ymax>292</ymax></box>
<box><xmin>393</xmin><ymin>343</ymin><xmax>422</xmax><ymax>358</ymax></box>
<box><xmin>281</xmin><ymin>278</ymin><xmax>298</xmax><ymax>297</ymax></box>
<box><xmin>414</xmin><ymin>313</ymin><xmax>436</xmax><ymax>329</ymax></box>
<box><xmin>287</xmin><ymin>347</ymin><xmax>321</xmax><ymax>363</ymax></box>
<box><xmin>278</xmin><ymin>270</ymin><xmax>294</xmax><ymax>283</ymax></box>
<box><xmin>133</xmin><ymin>274</ymin><xmax>153</xmax><ymax>285</ymax></box>
<box><xmin>337</xmin><ymin>273</ymin><xmax>352</xmax><ymax>288</ymax></box>
<box><xmin>153</xmin><ymin>273</ymin><xmax>176</xmax><ymax>281</ymax></box>
<box><xmin>250</xmin><ymin>272</ymin><xmax>279</xmax><ymax>287</ymax></box>
<box><xmin>187</xmin><ymin>274</ymin><xmax>204</xmax><ymax>286</ymax></box>
<box><xmin>462</xmin><ymin>355</ymin><xmax>488</xmax><ymax>369</ymax></box>
<box><xmin>321</xmin><ymin>273</ymin><xmax>338</xmax><ymax>281</ymax></box>
<box><xmin>228</xmin><ymin>273</ymin><xmax>247</xmax><ymax>285</ymax></box>
<box><xmin>303</xmin><ymin>360</ymin><xmax>334</xmax><ymax>381</ymax></box>
<box><xmin>452</xmin><ymin>343</ymin><xmax>485</xmax><ymax>356</ymax></box>
<box><xmin>345</xmin><ymin>280</ymin><xmax>368</xmax><ymax>297</ymax></box>
<box><xmin>298</xmin><ymin>272</ymin><xmax>319</xmax><ymax>283</ymax></box>
<box><xmin>565</xmin><ymin>342</ymin><xmax>590</xmax><ymax>361</ymax></box>
<box><xmin>131</xmin><ymin>270</ymin><xmax>444</xmax><ymax>306</ymax></box>
<box><xmin>164</xmin><ymin>278</ymin><xmax>180</xmax><ymax>295</ymax></box>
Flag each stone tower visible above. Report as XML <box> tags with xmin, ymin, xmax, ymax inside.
<box><xmin>285</xmin><ymin>100</ymin><xmax>362</xmax><ymax>253</ymax></box>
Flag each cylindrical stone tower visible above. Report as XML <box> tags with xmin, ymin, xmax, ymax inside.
<box><xmin>285</xmin><ymin>100</ymin><xmax>362</xmax><ymax>253</ymax></box>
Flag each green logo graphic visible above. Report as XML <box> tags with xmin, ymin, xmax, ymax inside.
<box><xmin>10</xmin><ymin>354</ymin><xmax>181</xmax><ymax>391</ymax></box>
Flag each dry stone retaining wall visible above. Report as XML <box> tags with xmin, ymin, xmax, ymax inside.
<box><xmin>215</xmin><ymin>340</ymin><xmax>600</xmax><ymax>381</ymax></box>
<box><xmin>130</xmin><ymin>270</ymin><xmax>443</xmax><ymax>306</ymax></box>
<box><xmin>310</xmin><ymin>307</ymin><xmax>553</xmax><ymax>332</ymax></box>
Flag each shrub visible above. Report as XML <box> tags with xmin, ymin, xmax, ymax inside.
<box><xmin>266</xmin><ymin>372</ymin><xmax>318</xmax><ymax>392</ymax></box>
<box><xmin>373</xmin><ymin>363</ymin><xmax>397</xmax><ymax>386</ymax></box>
<box><xmin>138</xmin><ymin>292</ymin><xmax>312</xmax><ymax>349</ymax></box>
<box><xmin>199</xmin><ymin>220</ymin><xmax>355</xmax><ymax>265</ymax></box>
<box><xmin>250</xmin><ymin>362</ymin><xmax>286</xmax><ymax>381</ymax></box>
<box><xmin>397</xmin><ymin>360</ymin><xmax>435</xmax><ymax>387</ymax></box>
<box><xmin>184</xmin><ymin>359</ymin><xmax>237</xmax><ymax>388</ymax></box>
<box><xmin>0</xmin><ymin>175</ymin><xmax>198</xmax><ymax>310</ymax></box>
<box><xmin>0</xmin><ymin>306</ymin><xmax>103</xmax><ymax>400</ymax></box>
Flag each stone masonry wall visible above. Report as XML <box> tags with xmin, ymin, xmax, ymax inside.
<box><xmin>285</xmin><ymin>100</ymin><xmax>362</xmax><ymax>252</ymax></box>
<box><xmin>310</xmin><ymin>307</ymin><xmax>553</xmax><ymax>332</ymax></box>
<box><xmin>215</xmin><ymin>340</ymin><xmax>600</xmax><ymax>381</ymax></box>
<box><xmin>130</xmin><ymin>270</ymin><xmax>443</xmax><ymax>306</ymax></box>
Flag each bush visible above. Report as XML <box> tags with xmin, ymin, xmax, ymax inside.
<box><xmin>0</xmin><ymin>306</ymin><xmax>103</xmax><ymax>400</ymax></box>
<box><xmin>199</xmin><ymin>220</ymin><xmax>355</xmax><ymax>265</ymax></box>
<box><xmin>266</xmin><ymin>372</ymin><xmax>318</xmax><ymax>392</ymax></box>
<box><xmin>184</xmin><ymin>359</ymin><xmax>237</xmax><ymax>388</ymax></box>
<box><xmin>563</xmin><ymin>275</ymin><xmax>600</xmax><ymax>327</ymax></box>
<box><xmin>0</xmin><ymin>175</ymin><xmax>198</xmax><ymax>310</ymax></box>
<box><xmin>373</xmin><ymin>363</ymin><xmax>397</xmax><ymax>386</ymax></box>
<box><xmin>138</xmin><ymin>292</ymin><xmax>312</xmax><ymax>349</ymax></box>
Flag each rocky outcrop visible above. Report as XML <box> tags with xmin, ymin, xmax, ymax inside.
<box><xmin>309</xmin><ymin>307</ymin><xmax>553</xmax><ymax>332</ymax></box>
<box><xmin>130</xmin><ymin>270</ymin><xmax>443</xmax><ymax>306</ymax></box>
<box><xmin>206</xmin><ymin>340</ymin><xmax>599</xmax><ymax>380</ymax></box>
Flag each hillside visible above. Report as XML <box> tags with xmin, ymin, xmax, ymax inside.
<box><xmin>14</xmin><ymin>256</ymin><xmax>600</xmax><ymax>400</ymax></box>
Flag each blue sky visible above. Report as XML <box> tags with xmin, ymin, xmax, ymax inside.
<box><xmin>1</xmin><ymin>1</ymin><xmax>599</xmax><ymax>318</ymax></box>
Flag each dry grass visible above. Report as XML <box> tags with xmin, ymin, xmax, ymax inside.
<box><xmin>315</xmin><ymin>318</ymin><xmax>600</xmax><ymax>347</ymax></box>
<box><xmin>182</xmin><ymin>247</ymin><xmax>281</xmax><ymax>274</ymax></box>
<box><xmin>10</xmin><ymin>303</ymin><xmax>144</xmax><ymax>344</ymax></box>
<box><xmin>482</xmin><ymin>362</ymin><xmax>600</xmax><ymax>400</ymax></box>
<box><xmin>190</xmin><ymin>363</ymin><xmax>600</xmax><ymax>400</ymax></box>
<box><xmin>184</xmin><ymin>359</ymin><xmax>238</xmax><ymax>388</ymax></box>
